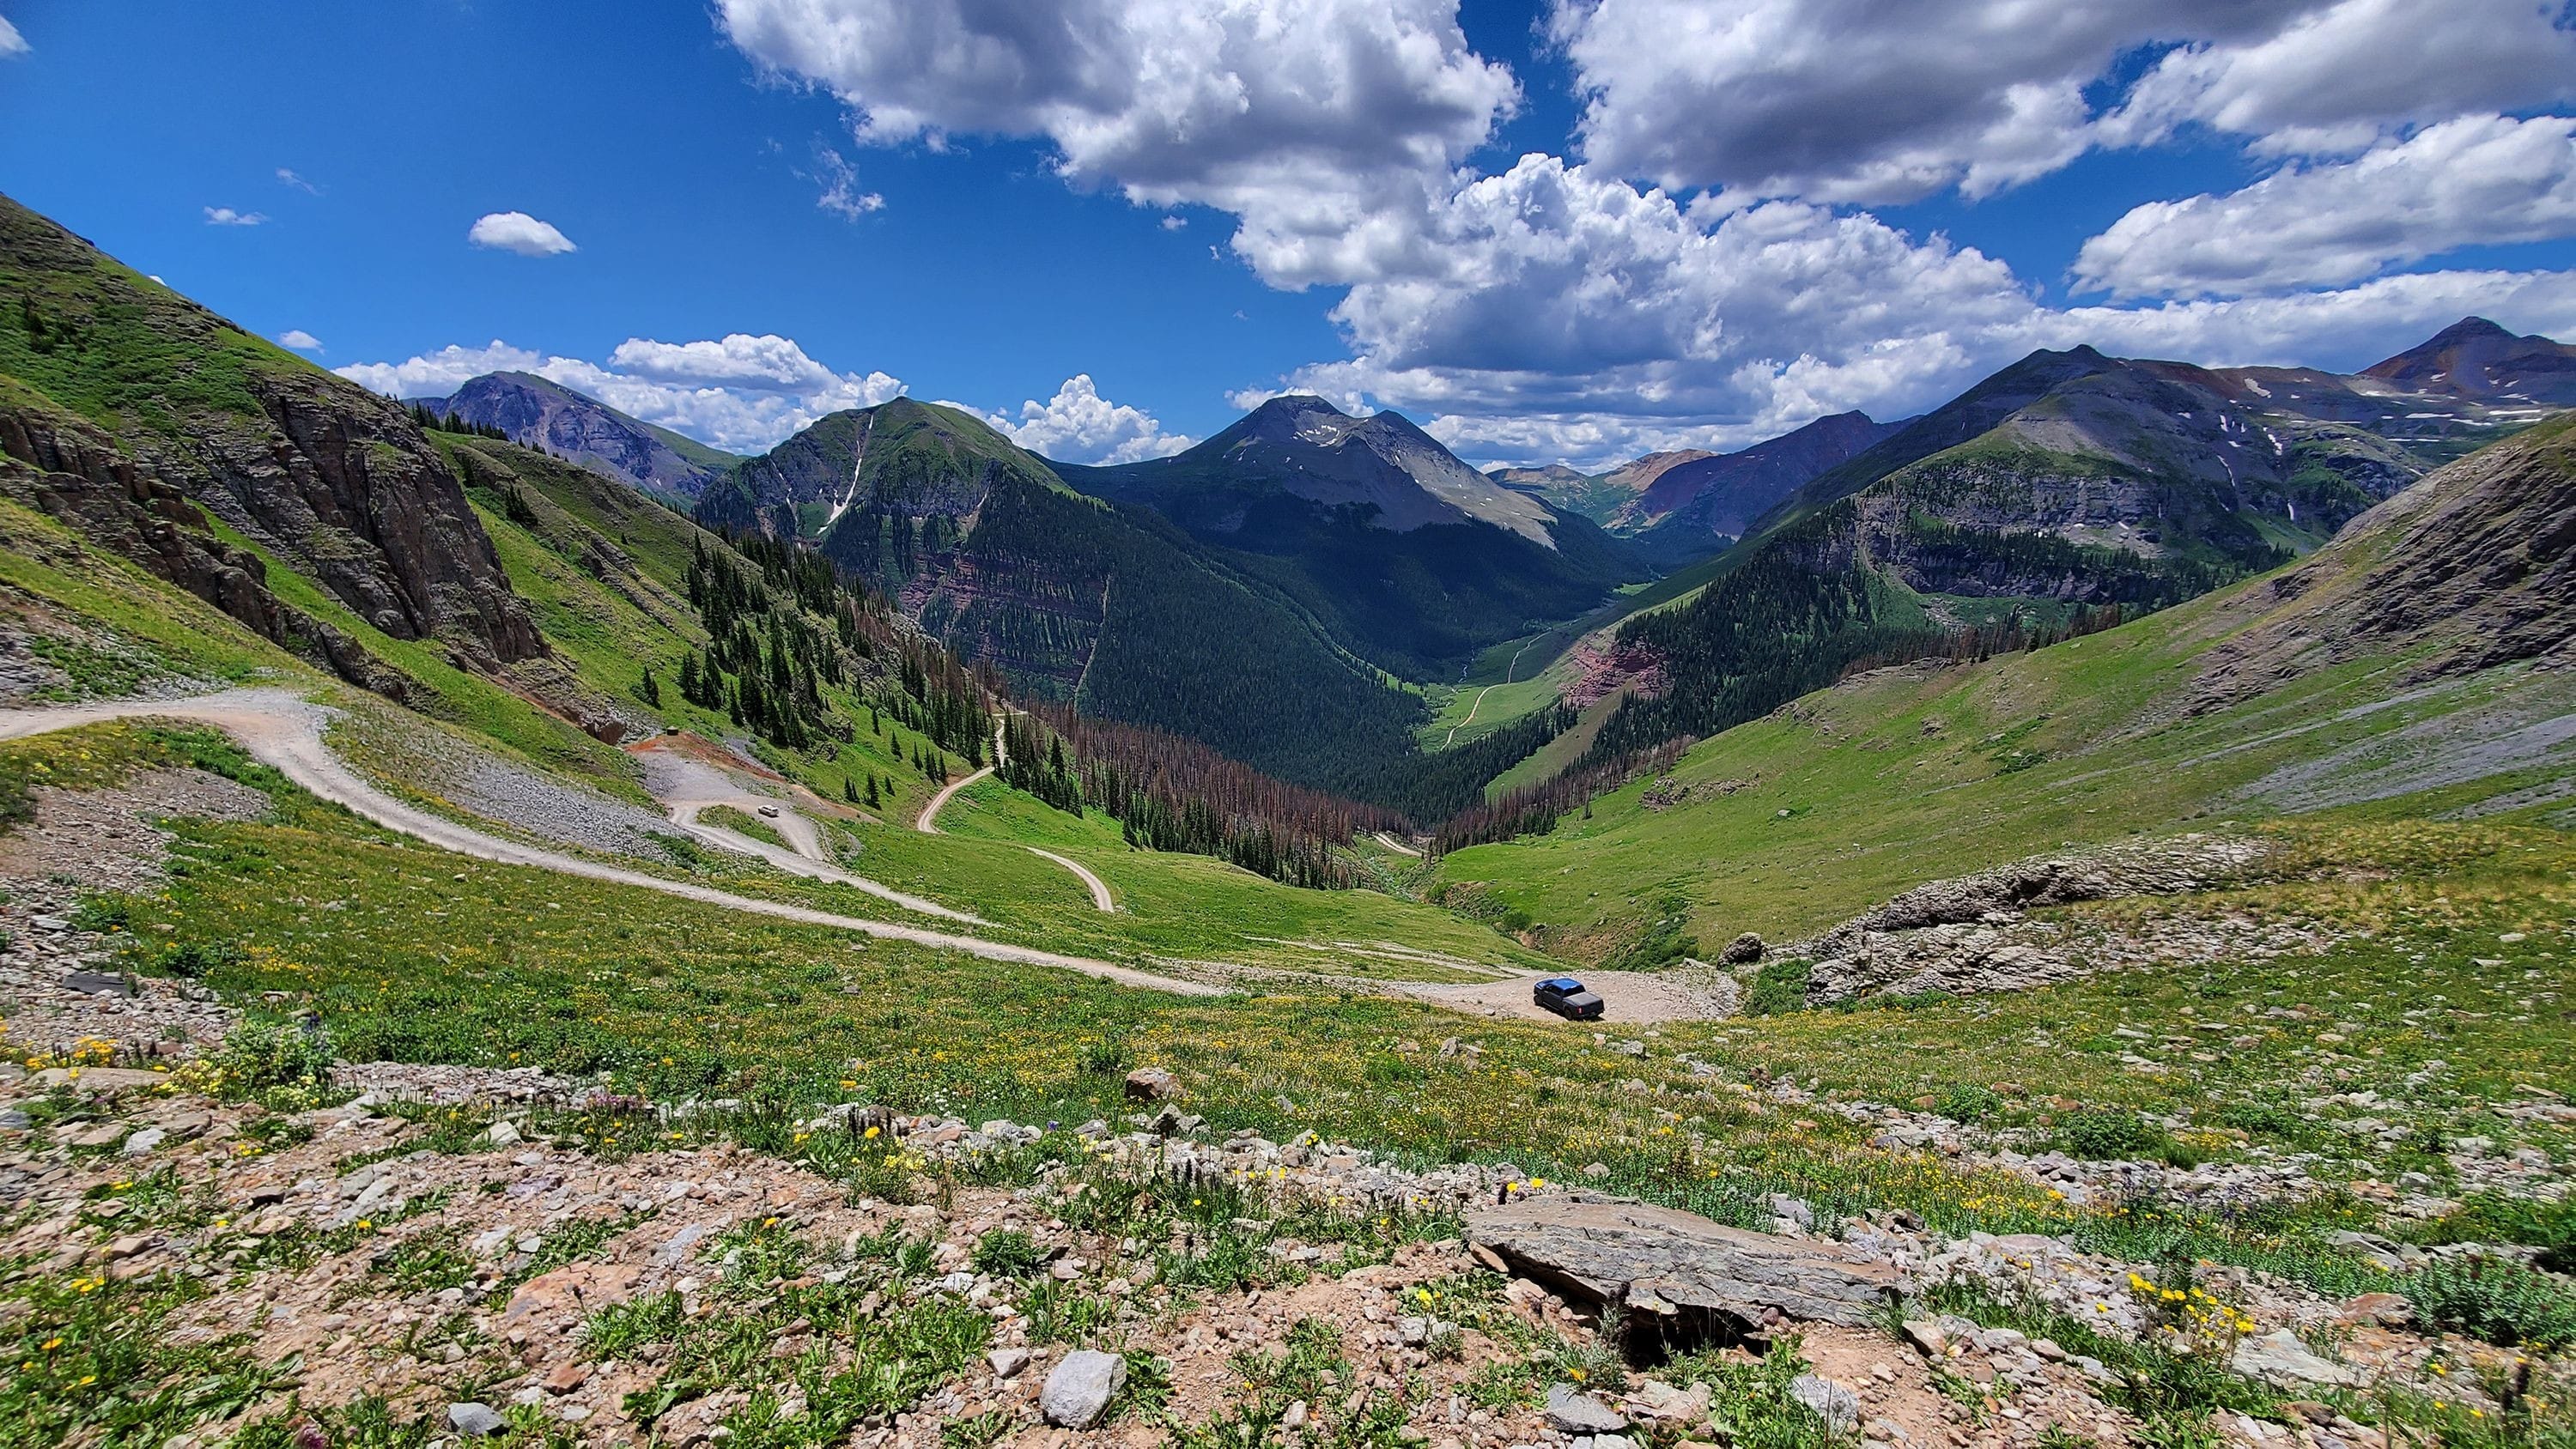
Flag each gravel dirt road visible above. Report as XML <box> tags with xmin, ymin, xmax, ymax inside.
<box><xmin>0</xmin><ymin>690</ymin><xmax>1211</xmax><ymax>996</ymax></box>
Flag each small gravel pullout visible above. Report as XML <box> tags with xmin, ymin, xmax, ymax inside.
<box><xmin>0</xmin><ymin>691</ymin><xmax>1210</xmax><ymax>996</ymax></box>
<box><xmin>636</xmin><ymin>743</ymin><xmax>982</xmax><ymax>924</ymax></box>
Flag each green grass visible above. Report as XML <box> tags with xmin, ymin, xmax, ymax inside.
<box><xmin>1413</xmin><ymin>625</ymin><xmax>1584</xmax><ymax>750</ymax></box>
<box><xmin>466</xmin><ymin>432</ymin><xmax>968</xmax><ymax>825</ymax></box>
<box><xmin>0</xmin><ymin>499</ymin><xmax>292</xmax><ymax>693</ymax></box>
<box><xmin>25</xmin><ymin>725</ymin><xmax>2555</xmax><ymax>1314</ymax></box>
<box><xmin>0</xmin><ymin>1263</ymin><xmax>293</xmax><ymax>1449</ymax></box>
<box><xmin>930</xmin><ymin>775</ymin><xmax>1133</xmax><ymax>853</ymax></box>
<box><xmin>1</xmin><ymin>200</ymin><xmax>307</xmax><ymax>444</ymax></box>
<box><xmin>201</xmin><ymin>514</ymin><xmax>647</xmax><ymax>799</ymax></box>
<box><xmin>1437</xmin><ymin>577</ymin><xmax>2576</xmax><ymax>953</ymax></box>
<box><xmin>701</xmin><ymin>803</ymin><xmax>791</xmax><ymax>849</ymax></box>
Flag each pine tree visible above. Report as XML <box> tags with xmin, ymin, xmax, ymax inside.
<box><xmin>865</xmin><ymin>776</ymin><xmax>880</xmax><ymax>809</ymax></box>
<box><xmin>638</xmin><ymin>668</ymin><xmax>662</xmax><ymax>708</ymax></box>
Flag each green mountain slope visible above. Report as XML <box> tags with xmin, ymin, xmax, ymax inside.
<box><xmin>697</xmin><ymin>398</ymin><xmax>1429</xmax><ymax>791</ymax></box>
<box><xmin>0</xmin><ymin>193</ymin><xmax>543</xmax><ymax>676</ymax></box>
<box><xmin>1057</xmin><ymin>397</ymin><xmax>1652</xmax><ymax>679</ymax></box>
<box><xmin>1546</xmin><ymin>326</ymin><xmax>2569</xmax><ymax>785</ymax></box>
<box><xmin>1437</xmin><ymin>414</ymin><xmax>2576</xmax><ymax>961</ymax></box>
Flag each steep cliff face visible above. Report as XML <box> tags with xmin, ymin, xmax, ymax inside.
<box><xmin>0</xmin><ymin>392</ymin><xmax>422</xmax><ymax>699</ymax></box>
<box><xmin>0</xmin><ymin>194</ymin><xmax>543</xmax><ymax>673</ymax></box>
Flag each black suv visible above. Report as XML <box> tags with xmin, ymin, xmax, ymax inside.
<box><xmin>1533</xmin><ymin>976</ymin><xmax>1605</xmax><ymax>1021</ymax></box>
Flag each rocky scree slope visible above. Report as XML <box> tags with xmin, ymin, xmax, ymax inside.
<box><xmin>2189</xmin><ymin>410</ymin><xmax>2576</xmax><ymax>713</ymax></box>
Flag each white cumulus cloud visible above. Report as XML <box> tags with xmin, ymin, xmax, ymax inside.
<box><xmin>991</xmin><ymin>375</ymin><xmax>1194</xmax><ymax>464</ymax></box>
<box><xmin>716</xmin><ymin>0</ymin><xmax>2576</xmax><ymax>468</ymax></box>
<box><xmin>1549</xmin><ymin>0</ymin><xmax>2576</xmax><ymax>204</ymax></box>
<box><xmin>605</xmin><ymin>333</ymin><xmax>855</xmax><ymax>392</ymax></box>
<box><xmin>204</xmin><ymin>206</ymin><xmax>267</xmax><ymax>227</ymax></box>
<box><xmin>2109</xmin><ymin>0</ymin><xmax>2576</xmax><ymax>157</ymax></box>
<box><xmin>716</xmin><ymin>0</ymin><xmax>1516</xmax><ymax>287</ymax></box>
<box><xmin>467</xmin><ymin>211</ymin><xmax>578</xmax><ymax>257</ymax></box>
<box><xmin>276</xmin><ymin>167</ymin><xmax>319</xmax><ymax>194</ymax></box>
<box><xmin>333</xmin><ymin>341</ymin><xmax>546</xmax><ymax>398</ymax></box>
<box><xmin>2075</xmin><ymin>114</ymin><xmax>2576</xmax><ymax>298</ymax></box>
<box><xmin>0</xmin><ymin>17</ymin><xmax>28</xmax><ymax>58</ymax></box>
<box><xmin>1247</xmin><ymin>153</ymin><xmax>2576</xmax><ymax>467</ymax></box>
<box><xmin>337</xmin><ymin>336</ymin><xmax>905</xmax><ymax>454</ymax></box>
<box><xmin>276</xmin><ymin>329</ymin><xmax>325</xmax><ymax>352</ymax></box>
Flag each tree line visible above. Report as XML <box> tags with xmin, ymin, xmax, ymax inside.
<box><xmin>1431</xmin><ymin>736</ymin><xmax>1692</xmax><ymax>854</ymax></box>
<box><xmin>406</xmin><ymin>402</ymin><xmax>510</xmax><ymax>441</ymax></box>
<box><xmin>1001</xmin><ymin>702</ymin><xmax>1401</xmax><ymax>889</ymax></box>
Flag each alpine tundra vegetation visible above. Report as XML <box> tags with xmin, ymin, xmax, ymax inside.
<box><xmin>3</xmin><ymin>4</ymin><xmax>2576</xmax><ymax>1448</ymax></box>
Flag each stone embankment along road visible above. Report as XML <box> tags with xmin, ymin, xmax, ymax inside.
<box><xmin>0</xmin><ymin>690</ymin><xmax>1196</xmax><ymax>993</ymax></box>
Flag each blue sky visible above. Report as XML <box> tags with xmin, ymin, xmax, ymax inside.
<box><xmin>5</xmin><ymin>2</ymin><xmax>2574</xmax><ymax>469</ymax></box>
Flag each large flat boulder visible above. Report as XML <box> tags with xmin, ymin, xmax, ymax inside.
<box><xmin>1466</xmin><ymin>1195</ymin><xmax>1904</xmax><ymax>1329</ymax></box>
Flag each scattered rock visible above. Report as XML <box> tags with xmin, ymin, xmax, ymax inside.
<box><xmin>1123</xmin><ymin>1066</ymin><xmax>1181</xmax><ymax>1101</ymax></box>
<box><xmin>1041</xmin><ymin>1349</ymin><xmax>1127</xmax><ymax>1428</ymax></box>
<box><xmin>2336</xmin><ymin>1292</ymin><xmax>2413</xmax><ymax>1328</ymax></box>
<box><xmin>1791</xmin><ymin>1374</ymin><xmax>1862</xmax><ymax>1433</ymax></box>
<box><xmin>1625</xmin><ymin>1379</ymin><xmax>1712</xmax><ymax>1422</ymax></box>
<box><xmin>500</xmin><ymin>1263</ymin><xmax>644</xmax><ymax>1326</ymax></box>
<box><xmin>2231</xmin><ymin>1330</ymin><xmax>2360</xmax><ymax>1388</ymax></box>
<box><xmin>1545</xmin><ymin>1384</ymin><xmax>1629</xmax><ymax>1434</ymax></box>
<box><xmin>447</xmin><ymin>1402</ymin><xmax>506</xmax><ymax>1438</ymax></box>
<box><xmin>987</xmin><ymin>1347</ymin><xmax>1031</xmax><ymax>1379</ymax></box>
<box><xmin>1721</xmin><ymin>932</ymin><xmax>1765</xmax><ymax>965</ymax></box>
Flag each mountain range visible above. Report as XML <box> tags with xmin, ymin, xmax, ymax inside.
<box><xmin>407</xmin><ymin>370</ymin><xmax>740</xmax><ymax>502</ymax></box>
<box><xmin>693</xmin><ymin>395</ymin><xmax>1431</xmax><ymax>793</ymax></box>
<box><xmin>1054</xmin><ymin>397</ymin><xmax>1649</xmax><ymax>678</ymax></box>
<box><xmin>15</xmin><ymin>184</ymin><xmax>2569</xmax><ymax>840</ymax></box>
<box><xmin>1573</xmin><ymin>318</ymin><xmax>2576</xmax><ymax>768</ymax></box>
<box><xmin>319</xmin><ymin>306</ymin><xmax>2576</xmax><ymax>809</ymax></box>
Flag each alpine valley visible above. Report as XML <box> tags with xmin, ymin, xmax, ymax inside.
<box><xmin>5</xmin><ymin>96</ymin><xmax>2576</xmax><ymax>1449</ymax></box>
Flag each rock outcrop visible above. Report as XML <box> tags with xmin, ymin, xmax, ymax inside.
<box><xmin>1801</xmin><ymin>834</ymin><xmax>2275</xmax><ymax>1003</ymax></box>
<box><xmin>2</xmin><ymin>194</ymin><xmax>543</xmax><ymax>676</ymax></box>
<box><xmin>0</xmin><ymin>402</ymin><xmax>422</xmax><ymax>700</ymax></box>
<box><xmin>1464</xmin><ymin>1195</ymin><xmax>1905</xmax><ymax>1331</ymax></box>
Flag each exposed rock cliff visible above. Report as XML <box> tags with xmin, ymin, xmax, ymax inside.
<box><xmin>0</xmin><ymin>194</ymin><xmax>542</xmax><ymax>676</ymax></box>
